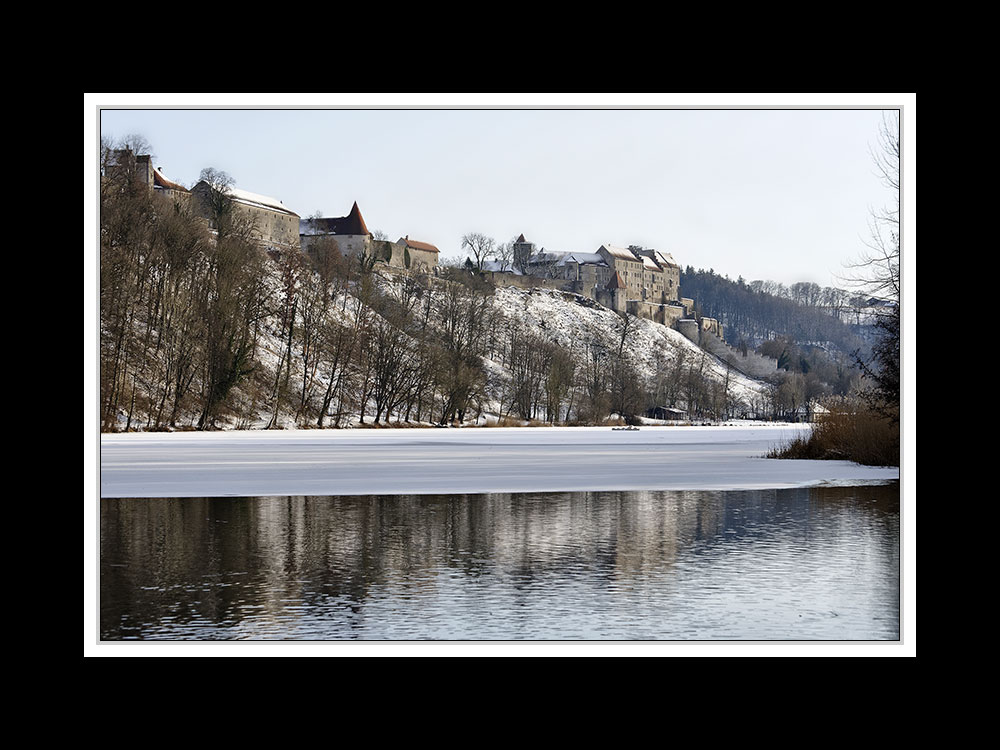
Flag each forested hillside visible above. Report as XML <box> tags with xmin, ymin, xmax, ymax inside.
<box><xmin>100</xmin><ymin>160</ymin><xmax>790</xmax><ymax>432</ymax></box>
<box><xmin>679</xmin><ymin>268</ymin><xmax>868</xmax><ymax>354</ymax></box>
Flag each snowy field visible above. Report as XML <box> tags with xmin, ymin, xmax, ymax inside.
<box><xmin>99</xmin><ymin>424</ymin><xmax>899</xmax><ymax>498</ymax></box>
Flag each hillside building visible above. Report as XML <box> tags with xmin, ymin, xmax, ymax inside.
<box><xmin>484</xmin><ymin>238</ymin><xmax>693</xmax><ymax>329</ymax></box>
<box><xmin>396</xmin><ymin>236</ymin><xmax>440</xmax><ymax>270</ymax></box>
<box><xmin>104</xmin><ymin>150</ymin><xmax>191</xmax><ymax>205</ymax></box>
<box><xmin>190</xmin><ymin>181</ymin><xmax>300</xmax><ymax>251</ymax></box>
<box><xmin>301</xmin><ymin>202</ymin><xmax>438</xmax><ymax>272</ymax></box>
<box><xmin>300</xmin><ymin>201</ymin><xmax>371</xmax><ymax>258</ymax></box>
<box><xmin>105</xmin><ymin>150</ymin><xmax>300</xmax><ymax>251</ymax></box>
<box><xmin>369</xmin><ymin>235</ymin><xmax>441</xmax><ymax>271</ymax></box>
<box><xmin>597</xmin><ymin>245</ymin><xmax>645</xmax><ymax>301</ymax></box>
<box><xmin>555</xmin><ymin>252</ymin><xmax>613</xmax><ymax>293</ymax></box>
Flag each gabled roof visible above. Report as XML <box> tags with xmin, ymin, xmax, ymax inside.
<box><xmin>399</xmin><ymin>236</ymin><xmax>439</xmax><ymax>253</ymax></box>
<box><xmin>482</xmin><ymin>260</ymin><xmax>521</xmax><ymax>274</ymax></box>
<box><xmin>300</xmin><ymin>201</ymin><xmax>369</xmax><ymax>236</ymax></box>
<box><xmin>640</xmin><ymin>255</ymin><xmax>661</xmax><ymax>272</ymax></box>
<box><xmin>528</xmin><ymin>250</ymin><xmax>567</xmax><ymax>264</ymax></box>
<box><xmin>556</xmin><ymin>252</ymin><xmax>606</xmax><ymax>266</ymax></box>
<box><xmin>606</xmin><ymin>271</ymin><xmax>626</xmax><ymax>290</ymax></box>
<box><xmin>516</xmin><ymin>233</ymin><xmax>527</xmax><ymax>243</ymax></box>
<box><xmin>152</xmin><ymin>166</ymin><xmax>188</xmax><ymax>192</ymax></box>
<box><xmin>599</xmin><ymin>244</ymin><xmax>639</xmax><ymax>262</ymax></box>
<box><xmin>652</xmin><ymin>250</ymin><xmax>678</xmax><ymax>268</ymax></box>
<box><xmin>227</xmin><ymin>185</ymin><xmax>297</xmax><ymax>216</ymax></box>
<box><xmin>192</xmin><ymin>180</ymin><xmax>298</xmax><ymax>216</ymax></box>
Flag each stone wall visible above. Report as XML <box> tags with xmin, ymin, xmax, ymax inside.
<box><xmin>558</xmin><ymin>262</ymin><xmax>612</xmax><ymax>299</ymax></box>
<box><xmin>701</xmin><ymin>317</ymin><xmax>723</xmax><ymax>339</ymax></box>
<box><xmin>191</xmin><ymin>183</ymin><xmax>299</xmax><ymax>250</ymax></box>
<box><xmin>698</xmin><ymin>331</ymin><xmax>778</xmax><ymax>379</ymax></box>
<box><xmin>485</xmin><ymin>271</ymin><xmax>575</xmax><ymax>293</ymax></box>
<box><xmin>245</xmin><ymin>203</ymin><xmax>299</xmax><ymax>249</ymax></box>
<box><xmin>677</xmin><ymin>319</ymin><xmax>700</xmax><ymax>343</ymax></box>
<box><xmin>626</xmin><ymin>300</ymin><xmax>687</xmax><ymax>326</ymax></box>
<box><xmin>406</xmin><ymin>245</ymin><xmax>439</xmax><ymax>271</ymax></box>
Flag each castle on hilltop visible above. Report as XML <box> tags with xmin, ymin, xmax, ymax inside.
<box><xmin>104</xmin><ymin>151</ymin><xmax>439</xmax><ymax>273</ymax></box>
<box><xmin>104</xmin><ymin>151</ymin><xmax>775</xmax><ymax>379</ymax></box>
<box><xmin>486</xmin><ymin>234</ymin><xmax>687</xmax><ymax>325</ymax></box>
<box><xmin>105</xmin><ymin>151</ymin><xmax>301</xmax><ymax>252</ymax></box>
<box><xmin>300</xmin><ymin>202</ymin><xmax>440</xmax><ymax>272</ymax></box>
<box><xmin>484</xmin><ymin>233</ymin><xmax>779</xmax><ymax>379</ymax></box>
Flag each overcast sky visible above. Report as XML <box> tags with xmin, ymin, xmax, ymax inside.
<box><xmin>97</xmin><ymin>97</ymin><xmax>902</xmax><ymax>288</ymax></box>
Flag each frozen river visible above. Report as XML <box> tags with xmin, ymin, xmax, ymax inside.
<box><xmin>98</xmin><ymin>424</ymin><xmax>899</xmax><ymax>498</ymax></box>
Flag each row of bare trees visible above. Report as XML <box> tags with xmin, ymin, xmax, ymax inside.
<box><xmin>483</xmin><ymin>306</ymin><xmax>767</xmax><ymax>424</ymax></box>
<box><xmin>101</xmin><ymin>137</ymin><xmax>798</xmax><ymax>431</ymax></box>
<box><xmin>100</xmin><ymin>140</ymin><xmax>270</xmax><ymax>431</ymax></box>
<box><xmin>100</xmin><ymin>142</ymin><xmax>514</xmax><ymax>431</ymax></box>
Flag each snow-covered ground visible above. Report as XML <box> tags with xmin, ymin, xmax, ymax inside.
<box><xmin>491</xmin><ymin>286</ymin><xmax>770</xmax><ymax>408</ymax></box>
<box><xmin>99</xmin><ymin>424</ymin><xmax>899</xmax><ymax>498</ymax></box>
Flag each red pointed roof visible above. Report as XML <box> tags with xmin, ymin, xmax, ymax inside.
<box><xmin>347</xmin><ymin>201</ymin><xmax>369</xmax><ymax>236</ymax></box>
<box><xmin>303</xmin><ymin>201</ymin><xmax>370</xmax><ymax>236</ymax></box>
<box><xmin>607</xmin><ymin>271</ymin><xmax>626</xmax><ymax>290</ymax></box>
<box><xmin>516</xmin><ymin>233</ymin><xmax>527</xmax><ymax>243</ymax></box>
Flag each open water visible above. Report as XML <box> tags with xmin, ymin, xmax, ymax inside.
<box><xmin>99</xmin><ymin>484</ymin><xmax>900</xmax><ymax>641</ymax></box>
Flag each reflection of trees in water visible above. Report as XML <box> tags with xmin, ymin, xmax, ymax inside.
<box><xmin>100</xmin><ymin>483</ymin><xmax>898</xmax><ymax>638</ymax></box>
<box><xmin>100</xmin><ymin>498</ymin><xmax>263</xmax><ymax>638</ymax></box>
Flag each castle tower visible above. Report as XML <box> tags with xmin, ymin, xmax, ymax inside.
<box><xmin>606</xmin><ymin>270</ymin><xmax>627</xmax><ymax>313</ymax></box>
<box><xmin>512</xmin><ymin>233</ymin><xmax>535</xmax><ymax>269</ymax></box>
<box><xmin>300</xmin><ymin>201</ymin><xmax>372</xmax><ymax>257</ymax></box>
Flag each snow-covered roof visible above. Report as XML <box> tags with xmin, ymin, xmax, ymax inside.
<box><xmin>640</xmin><ymin>255</ymin><xmax>661</xmax><ymax>272</ymax></box>
<box><xmin>557</xmin><ymin>252</ymin><xmax>606</xmax><ymax>266</ymax></box>
<box><xmin>482</xmin><ymin>260</ymin><xmax>521</xmax><ymax>274</ymax></box>
<box><xmin>600</xmin><ymin>244</ymin><xmax>639</xmax><ymax>262</ymax></box>
<box><xmin>653</xmin><ymin>250</ymin><xmax>679</xmax><ymax>268</ymax></box>
<box><xmin>152</xmin><ymin>166</ymin><xmax>187</xmax><ymax>192</ymax></box>
<box><xmin>228</xmin><ymin>186</ymin><xmax>298</xmax><ymax>216</ymax></box>
<box><xmin>528</xmin><ymin>250</ymin><xmax>568</xmax><ymax>263</ymax></box>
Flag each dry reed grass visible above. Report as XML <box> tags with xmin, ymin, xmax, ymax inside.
<box><xmin>768</xmin><ymin>403</ymin><xmax>899</xmax><ymax>467</ymax></box>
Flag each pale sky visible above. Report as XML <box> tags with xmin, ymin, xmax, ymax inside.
<box><xmin>95</xmin><ymin>96</ymin><xmax>904</xmax><ymax>288</ymax></box>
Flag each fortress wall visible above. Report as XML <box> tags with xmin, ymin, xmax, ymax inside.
<box><xmin>626</xmin><ymin>300</ymin><xmax>687</xmax><ymax>326</ymax></box>
<box><xmin>485</xmin><ymin>271</ymin><xmax>575</xmax><ymax>293</ymax></box>
<box><xmin>699</xmin><ymin>332</ymin><xmax>778</xmax><ymax>378</ymax></box>
<box><xmin>677</xmin><ymin>319</ymin><xmax>699</xmax><ymax>343</ymax></box>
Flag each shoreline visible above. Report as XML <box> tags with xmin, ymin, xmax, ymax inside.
<box><xmin>99</xmin><ymin>424</ymin><xmax>899</xmax><ymax>499</ymax></box>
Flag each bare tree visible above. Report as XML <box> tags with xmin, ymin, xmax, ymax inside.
<box><xmin>844</xmin><ymin>111</ymin><xmax>901</xmax><ymax>421</ymax></box>
<box><xmin>434</xmin><ymin>279</ymin><xmax>494</xmax><ymax>424</ymax></box>
<box><xmin>196</xmin><ymin>168</ymin><xmax>235</xmax><ymax>224</ymax></box>
<box><xmin>790</xmin><ymin>281</ymin><xmax>822</xmax><ymax>307</ymax></box>
<box><xmin>494</xmin><ymin>239</ymin><xmax>514</xmax><ymax>272</ymax></box>
<box><xmin>842</xmin><ymin>111</ymin><xmax>900</xmax><ymax>304</ymax></box>
<box><xmin>545</xmin><ymin>344</ymin><xmax>576</xmax><ymax>423</ymax></box>
<box><xmin>265</xmin><ymin>250</ymin><xmax>306</xmax><ymax>428</ymax></box>
<box><xmin>461</xmin><ymin>232</ymin><xmax>495</xmax><ymax>272</ymax></box>
<box><xmin>195</xmin><ymin>232</ymin><xmax>270</xmax><ymax>430</ymax></box>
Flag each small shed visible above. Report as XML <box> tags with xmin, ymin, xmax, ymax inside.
<box><xmin>647</xmin><ymin>406</ymin><xmax>688</xmax><ymax>420</ymax></box>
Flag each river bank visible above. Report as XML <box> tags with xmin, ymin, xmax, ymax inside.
<box><xmin>99</xmin><ymin>424</ymin><xmax>900</xmax><ymax>499</ymax></box>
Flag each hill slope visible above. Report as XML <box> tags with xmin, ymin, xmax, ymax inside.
<box><xmin>104</xmin><ymin>256</ymin><xmax>777</xmax><ymax>432</ymax></box>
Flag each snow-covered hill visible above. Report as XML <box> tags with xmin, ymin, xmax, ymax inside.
<box><xmin>111</xmin><ymin>261</ymin><xmax>775</xmax><ymax>432</ymax></box>
<box><xmin>487</xmin><ymin>284</ymin><xmax>771</xmax><ymax>414</ymax></box>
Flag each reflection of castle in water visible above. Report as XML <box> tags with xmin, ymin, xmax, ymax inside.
<box><xmin>100</xmin><ymin>486</ymin><xmax>899</xmax><ymax>638</ymax></box>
